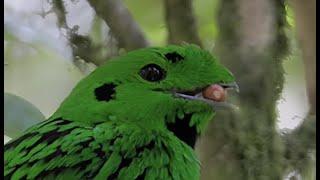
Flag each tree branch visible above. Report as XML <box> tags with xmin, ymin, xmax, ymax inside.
<box><xmin>290</xmin><ymin>0</ymin><xmax>316</xmax><ymax>114</ymax></box>
<box><xmin>282</xmin><ymin>0</ymin><xmax>316</xmax><ymax>177</ymax></box>
<box><xmin>51</xmin><ymin>0</ymin><xmax>68</xmax><ymax>29</ymax></box>
<box><xmin>283</xmin><ymin>114</ymin><xmax>316</xmax><ymax>176</ymax></box>
<box><xmin>87</xmin><ymin>0</ymin><xmax>150</xmax><ymax>51</ymax></box>
<box><xmin>164</xmin><ymin>0</ymin><xmax>202</xmax><ymax>46</ymax></box>
<box><xmin>46</xmin><ymin>1</ymin><xmax>119</xmax><ymax>67</ymax></box>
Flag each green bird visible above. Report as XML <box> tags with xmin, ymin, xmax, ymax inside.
<box><xmin>4</xmin><ymin>44</ymin><xmax>238</xmax><ymax>180</ymax></box>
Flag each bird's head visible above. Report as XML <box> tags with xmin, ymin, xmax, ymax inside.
<box><xmin>53</xmin><ymin>45</ymin><xmax>238</xmax><ymax>147</ymax></box>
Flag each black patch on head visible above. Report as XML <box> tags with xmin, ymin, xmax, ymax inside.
<box><xmin>139</xmin><ymin>64</ymin><xmax>166</xmax><ymax>82</ymax></box>
<box><xmin>95</xmin><ymin>83</ymin><xmax>117</xmax><ymax>101</ymax></box>
<box><xmin>166</xmin><ymin>113</ymin><xmax>198</xmax><ymax>148</ymax></box>
<box><xmin>164</xmin><ymin>52</ymin><xmax>184</xmax><ymax>63</ymax></box>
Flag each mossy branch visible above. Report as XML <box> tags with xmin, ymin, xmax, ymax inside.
<box><xmin>46</xmin><ymin>1</ymin><xmax>120</xmax><ymax>67</ymax></box>
<box><xmin>51</xmin><ymin>0</ymin><xmax>68</xmax><ymax>29</ymax></box>
<box><xmin>282</xmin><ymin>0</ymin><xmax>316</xmax><ymax>178</ymax></box>
<box><xmin>87</xmin><ymin>0</ymin><xmax>150</xmax><ymax>51</ymax></box>
<box><xmin>164</xmin><ymin>0</ymin><xmax>202</xmax><ymax>46</ymax></box>
<box><xmin>283</xmin><ymin>114</ymin><xmax>316</xmax><ymax>167</ymax></box>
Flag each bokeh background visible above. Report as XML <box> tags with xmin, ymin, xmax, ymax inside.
<box><xmin>4</xmin><ymin>0</ymin><xmax>315</xmax><ymax>179</ymax></box>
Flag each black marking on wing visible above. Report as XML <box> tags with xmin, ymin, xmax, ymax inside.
<box><xmin>79</xmin><ymin>137</ymin><xmax>94</xmax><ymax>148</ymax></box>
<box><xmin>75</xmin><ymin>159</ymin><xmax>93</xmax><ymax>171</ymax></box>
<box><xmin>4</xmin><ymin>132</ymin><xmax>38</xmax><ymax>151</ymax></box>
<box><xmin>43</xmin><ymin>146</ymin><xmax>66</xmax><ymax>161</ymax></box>
<box><xmin>95</xmin><ymin>83</ymin><xmax>117</xmax><ymax>101</ymax></box>
<box><xmin>35</xmin><ymin>152</ymin><xmax>100</xmax><ymax>179</ymax></box>
<box><xmin>135</xmin><ymin>140</ymin><xmax>155</xmax><ymax>155</ymax></box>
<box><xmin>33</xmin><ymin>132</ymin><xmax>103</xmax><ymax>178</ymax></box>
<box><xmin>4</xmin><ymin>170</ymin><xmax>18</xmax><ymax>180</ymax></box>
<box><xmin>94</xmin><ymin>146</ymin><xmax>106</xmax><ymax>159</ymax></box>
<box><xmin>108</xmin><ymin>158</ymin><xmax>133</xmax><ymax>180</ymax></box>
<box><xmin>160</xmin><ymin>141</ymin><xmax>174</xmax><ymax>179</ymax></box>
<box><xmin>5</xmin><ymin>118</ymin><xmax>109</xmax><ymax>179</ymax></box>
<box><xmin>37</xmin><ymin>117</ymin><xmax>63</xmax><ymax>128</ymax></box>
<box><xmin>109</xmin><ymin>135</ymin><xmax>123</xmax><ymax>146</ymax></box>
<box><xmin>56</xmin><ymin>119</ymin><xmax>72</xmax><ymax>125</ymax></box>
<box><xmin>36</xmin><ymin>128</ymin><xmax>73</xmax><ymax>145</ymax></box>
<box><xmin>164</xmin><ymin>52</ymin><xmax>184</xmax><ymax>63</ymax></box>
<box><xmin>166</xmin><ymin>113</ymin><xmax>198</xmax><ymax>148</ymax></box>
<box><xmin>42</xmin><ymin>167</ymin><xmax>65</xmax><ymax>179</ymax></box>
<box><xmin>107</xmin><ymin>140</ymin><xmax>156</xmax><ymax>179</ymax></box>
<box><xmin>136</xmin><ymin>169</ymin><xmax>147</xmax><ymax>180</ymax></box>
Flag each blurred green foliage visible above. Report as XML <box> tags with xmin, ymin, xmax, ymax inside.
<box><xmin>123</xmin><ymin>0</ymin><xmax>219</xmax><ymax>46</ymax></box>
<box><xmin>4</xmin><ymin>93</ymin><xmax>45</xmax><ymax>139</ymax></box>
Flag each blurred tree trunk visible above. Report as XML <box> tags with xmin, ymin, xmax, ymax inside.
<box><xmin>196</xmin><ymin>0</ymin><xmax>289</xmax><ymax>179</ymax></box>
<box><xmin>283</xmin><ymin>0</ymin><xmax>316</xmax><ymax>178</ymax></box>
<box><xmin>290</xmin><ymin>0</ymin><xmax>316</xmax><ymax>114</ymax></box>
<box><xmin>164</xmin><ymin>0</ymin><xmax>202</xmax><ymax>46</ymax></box>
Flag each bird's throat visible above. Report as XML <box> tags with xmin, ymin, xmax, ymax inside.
<box><xmin>166</xmin><ymin>113</ymin><xmax>198</xmax><ymax>148</ymax></box>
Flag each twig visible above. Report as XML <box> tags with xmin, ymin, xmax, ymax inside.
<box><xmin>51</xmin><ymin>0</ymin><xmax>68</xmax><ymax>29</ymax></box>
<box><xmin>283</xmin><ymin>114</ymin><xmax>316</xmax><ymax>172</ymax></box>
<box><xmin>43</xmin><ymin>0</ymin><xmax>114</xmax><ymax>67</ymax></box>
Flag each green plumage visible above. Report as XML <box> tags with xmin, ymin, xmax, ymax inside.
<box><xmin>4</xmin><ymin>45</ymin><xmax>235</xmax><ymax>179</ymax></box>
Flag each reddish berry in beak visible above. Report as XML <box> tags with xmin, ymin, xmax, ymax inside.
<box><xmin>202</xmin><ymin>84</ymin><xmax>227</xmax><ymax>102</ymax></box>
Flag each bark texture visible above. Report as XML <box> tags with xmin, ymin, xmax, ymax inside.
<box><xmin>196</xmin><ymin>0</ymin><xmax>289</xmax><ymax>179</ymax></box>
<box><xmin>284</xmin><ymin>0</ymin><xmax>316</xmax><ymax>178</ymax></box>
<box><xmin>87</xmin><ymin>0</ymin><xmax>150</xmax><ymax>51</ymax></box>
<box><xmin>290</xmin><ymin>0</ymin><xmax>316</xmax><ymax>114</ymax></box>
<box><xmin>164</xmin><ymin>0</ymin><xmax>202</xmax><ymax>46</ymax></box>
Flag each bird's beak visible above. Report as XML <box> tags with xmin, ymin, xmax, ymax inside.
<box><xmin>209</xmin><ymin>81</ymin><xmax>239</xmax><ymax>110</ymax></box>
<box><xmin>174</xmin><ymin>82</ymin><xmax>240</xmax><ymax>110</ymax></box>
<box><xmin>219</xmin><ymin>82</ymin><xmax>240</xmax><ymax>93</ymax></box>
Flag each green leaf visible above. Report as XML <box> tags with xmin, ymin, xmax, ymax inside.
<box><xmin>4</xmin><ymin>93</ymin><xmax>45</xmax><ymax>139</ymax></box>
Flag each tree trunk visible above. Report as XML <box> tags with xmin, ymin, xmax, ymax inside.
<box><xmin>283</xmin><ymin>0</ymin><xmax>316</xmax><ymax>178</ymax></box>
<box><xmin>196</xmin><ymin>0</ymin><xmax>289</xmax><ymax>179</ymax></box>
<box><xmin>290</xmin><ymin>0</ymin><xmax>316</xmax><ymax>114</ymax></box>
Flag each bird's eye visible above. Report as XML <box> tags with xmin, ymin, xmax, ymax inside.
<box><xmin>139</xmin><ymin>64</ymin><xmax>166</xmax><ymax>82</ymax></box>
